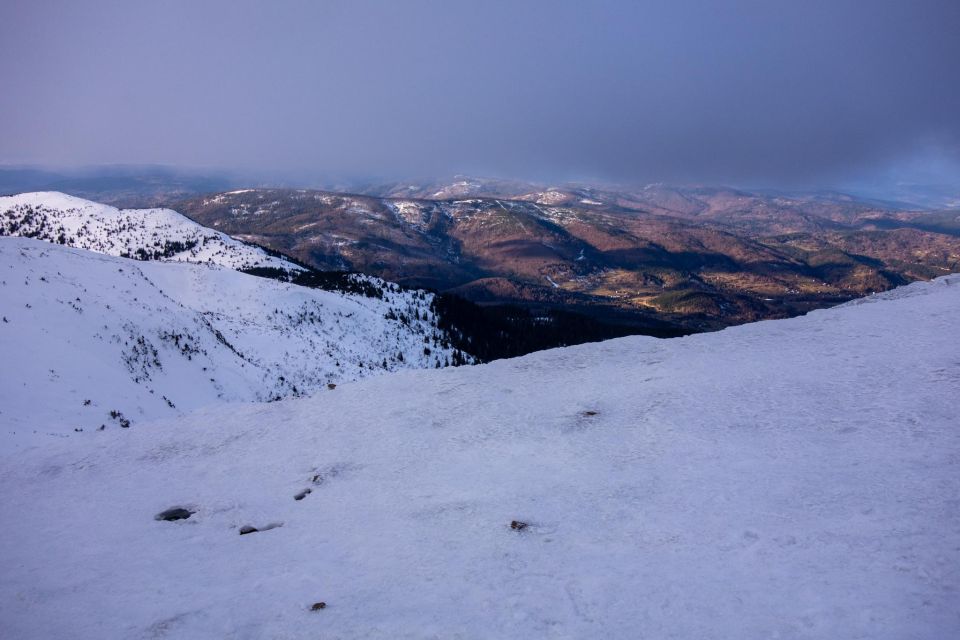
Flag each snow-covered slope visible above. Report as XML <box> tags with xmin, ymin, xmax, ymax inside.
<box><xmin>0</xmin><ymin>238</ymin><xmax>464</xmax><ymax>441</ymax></box>
<box><xmin>0</xmin><ymin>191</ymin><xmax>299</xmax><ymax>271</ymax></box>
<box><xmin>2</xmin><ymin>275</ymin><xmax>958</xmax><ymax>638</ymax></box>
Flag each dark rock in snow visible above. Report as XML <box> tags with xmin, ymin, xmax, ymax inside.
<box><xmin>327</xmin><ymin>383</ymin><xmax>336</xmax><ymax>390</ymax></box>
<box><xmin>155</xmin><ymin>507</ymin><xmax>194</xmax><ymax>522</ymax></box>
<box><xmin>294</xmin><ymin>488</ymin><xmax>312</xmax><ymax>501</ymax></box>
<box><xmin>510</xmin><ymin>520</ymin><xmax>529</xmax><ymax>531</ymax></box>
<box><xmin>239</xmin><ymin>522</ymin><xmax>283</xmax><ymax>535</ymax></box>
<box><xmin>310</xmin><ymin>602</ymin><xmax>327</xmax><ymax>611</ymax></box>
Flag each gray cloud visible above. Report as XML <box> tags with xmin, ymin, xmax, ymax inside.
<box><xmin>1</xmin><ymin>0</ymin><xmax>958</xmax><ymax>186</ymax></box>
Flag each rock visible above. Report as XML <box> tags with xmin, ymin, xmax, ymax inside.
<box><xmin>327</xmin><ymin>383</ymin><xmax>336</xmax><ymax>390</ymax></box>
<box><xmin>510</xmin><ymin>520</ymin><xmax>529</xmax><ymax>531</ymax></box>
<box><xmin>239</xmin><ymin>522</ymin><xmax>283</xmax><ymax>535</ymax></box>
<box><xmin>294</xmin><ymin>488</ymin><xmax>312</xmax><ymax>501</ymax></box>
<box><xmin>583</xmin><ymin>410</ymin><xmax>598</xmax><ymax>416</ymax></box>
<box><xmin>310</xmin><ymin>602</ymin><xmax>327</xmax><ymax>611</ymax></box>
<box><xmin>155</xmin><ymin>507</ymin><xmax>194</xmax><ymax>522</ymax></box>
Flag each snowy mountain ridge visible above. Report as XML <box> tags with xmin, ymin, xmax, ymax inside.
<box><xmin>0</xmin><ymin>237</ymin><xmax>468</xmax><ymax>441</ymax></box>
<box><xmin>0</xmin><ymin>191</ymin><xmax>301</xmax><ymax>271</ymax></box>
<box><xmin>0</xmin><ymin>192</ymin><xmax>474</xmax><ymax>442</ymax></box>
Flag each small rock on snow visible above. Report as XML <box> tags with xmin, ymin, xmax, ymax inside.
<box><xmin>155</xmin><ymin>507</ymin><xmax>194</xmax><ymax>522</ymax></box>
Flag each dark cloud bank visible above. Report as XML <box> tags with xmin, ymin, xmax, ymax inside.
<box><xmin>1</xmin><ymin>0</ymin><xmax>958</xmax><ymax>189</ymax></box>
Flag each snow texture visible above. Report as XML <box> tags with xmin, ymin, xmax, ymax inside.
<box><xmin>0</xmin><ymin>238</ymin><xmax>463</xmax><ymax>442</ymax></box>
<box><xmin>1</xmin><ymin>273</ymin><xmax>958</xmax><ymax>638</ymax></box>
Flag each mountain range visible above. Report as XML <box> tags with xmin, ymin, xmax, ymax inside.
<box><xmin>176</xmin><ymin>179</ymin><xmax>960</xmax><ymax>332</ymax></box>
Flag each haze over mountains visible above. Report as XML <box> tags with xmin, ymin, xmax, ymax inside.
<box><xmin>3</xmin><ymin>164</ymin><xmax>960</xmax><ymax>210</ymax></box>
<box><xmin>0</xmin><ymin>166</ymin><xmax>239</xmax><ymax>209</ymax></box>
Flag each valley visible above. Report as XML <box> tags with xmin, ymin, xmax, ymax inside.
<box><xmin>177</xmin><ymin>181</ymin><xmax>960</xmax><ymax>333</ymax></box>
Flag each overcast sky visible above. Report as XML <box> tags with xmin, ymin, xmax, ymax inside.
<box><xmin>1</xmin><ymin>0</ymin><xmax>958</xmax><ymax>187</ymax></box>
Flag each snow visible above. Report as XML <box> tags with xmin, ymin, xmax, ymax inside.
<box><xmin>429</xmin><ymin>180</ymin><xmax>483</xmax><ymax>199</ymax></box>
<box><xmin>0</xmin><ymin>192</ymin><xmax>472</xmax><ymax>444</ymax></box>
<box><xmin>0</xmin><ymin>238</ymin><xmax>465</xmax><ymax>444</ymax></box>
<box><xmin>0</xmin><ymin>191</ymin><xmax>300</xmax><ymax>272</ymax></box>
<box><xmin>533</xmin><ymin>190</ymin><xmax>569</xmax><ymax>205</ymax></box>
<box><xmin>387</xmin><ymin>200</ymin><xmax>438</xmax><ymax>232</ymax></box>
<box><xmin>1</xmin><ymin>273</ymin><xmax>958</xmax><ymax>638</ymax></box>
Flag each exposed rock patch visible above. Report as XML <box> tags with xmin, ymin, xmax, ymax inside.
<box><xmin>155</xmin><ymin>507</ymin><xmax>194</xmax><ymax>522</ymax></box>
<box><xmin>239</xmin><ymin>522</ymin><xmax>283</xmax><ymax>535</ymax></box>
